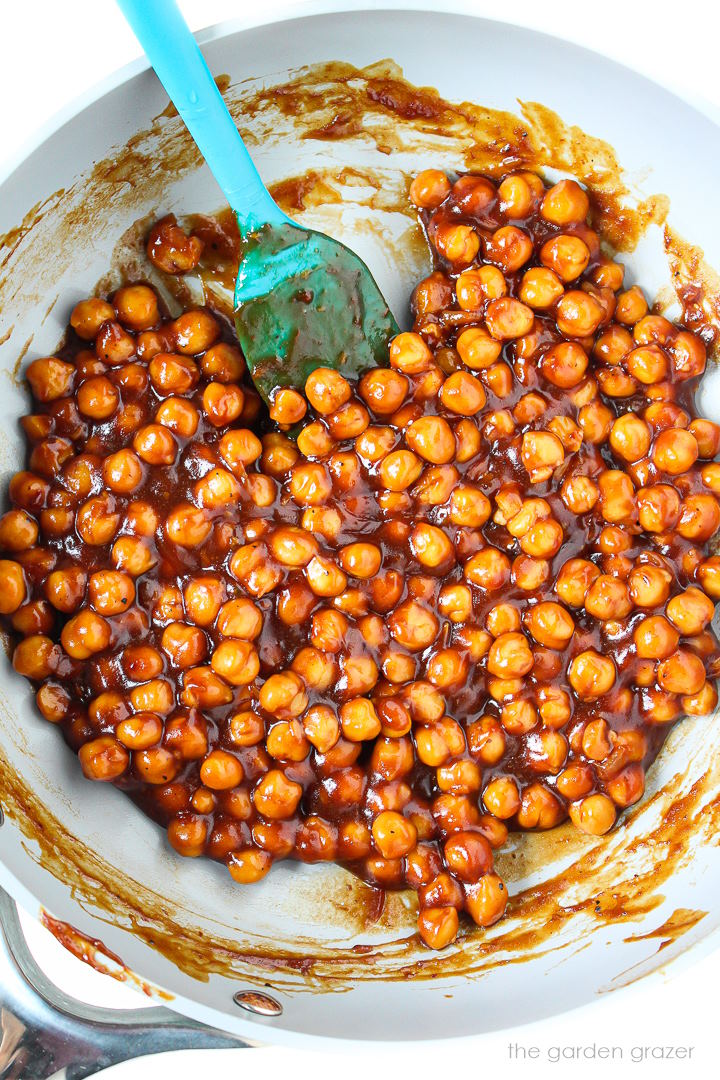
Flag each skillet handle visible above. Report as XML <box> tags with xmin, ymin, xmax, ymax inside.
<box><xmin>0</xmin><ymin>887</ymin><xmax>248</xmax><ymax>1079</ymax></box>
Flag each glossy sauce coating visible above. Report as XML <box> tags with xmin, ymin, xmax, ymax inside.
<box><xmin>2</xmin><ymin>171</ymin><xmax>720</xmax><ymax>951</ymax></box>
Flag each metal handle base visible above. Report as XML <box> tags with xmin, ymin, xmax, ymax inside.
<box><xmin>0</xmin><ymin>887</ymin><xmax>248</xmax><ymax>1079</ymax></box>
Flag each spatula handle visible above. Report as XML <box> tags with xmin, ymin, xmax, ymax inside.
<box><xmin>117</xmin><ymin>0</ymin><xmax>289</xmax><ymax>235</ymax></box>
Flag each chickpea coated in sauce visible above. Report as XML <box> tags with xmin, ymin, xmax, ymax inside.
<box><xmin>2</xmin><ymin>168</ymin><xmax>719</xmax><ymax>953</ymax></box>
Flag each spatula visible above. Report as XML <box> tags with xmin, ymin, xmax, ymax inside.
<box><xmin>117</xmin><ymin>0</ymin><xmax>399</xmax><ymax>404</ymax></box>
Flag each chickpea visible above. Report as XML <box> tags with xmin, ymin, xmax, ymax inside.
<box><xmin>368</xmin><ymin>810</ymin><xmax>415</xmax><ymax>859</ymax></box>
<box><xmin>568</xmin><ymin>793</ymin><xmax>616</xmax><ymax>835</ymax></box>
<box><xmin>74</xmin><ymin>375</ymin><xmax>119</xmax><ymax>422</ymax></box>
<box><xmin>633</xmin><ymin>615</ymin><xmax>679</xmax><ymax>660</ymax></box>
<box><xmin>525</xmin><ymin>601</ymin><xmax>574</xmax><ymax>648</ymax></box>
<box><xmin>404</xmin><ymin>416</ymin><xmax>455</xmax><ymax>465</ymax></box>
<box><xmin>197</xmin><ymin>749</ymin><xmax>243</xmax><ymax>791</ymax></box>
<box><xmin>540</xmin><ymin>341</ymin><xmax>589</xmax><ymax>389</ymax></box>
<box><xmin>434</xmin><ymin>834</ymin><xmax>490</xmax><ymax>890</ymax></box>
<box><xmin>698</xmin><ymin>557</ymin><xmax>720</xmax><ymax>599</ymax></box>
<box><xmin>605</xmin><ymin>764</ymin><xmax>645</xmax><ymax>809</ymax></box>
<box><xmin>61</xmin><ymin>609</ymin><xmax>111</xmax><ymax>659</ymax></box>
<box><xmin>449</xmin><ymin>485</ymin><xmax>491</xmax><ymax>527</ymax></box>
<box><xmin>181</xmin><ymin>666</ymin><xmax>232</xmax><ymax>709</ymax></box>
<box><xmin>200</xmin><ymin>382</ymin><xmax>244</xmax><ymax>428</ymax></box>
<box><xmin>584</xmin><ymin>575</ymin><xmax>632</xmax><ymax>620</ymax></box>
<box><xmin>516</xmin><ymin>783</ymin><xmax>564</xmax><ymax>829</ymax></box>
<box><xmin>410</xmin><ymin>523</ymin><xmax>454</xmax><ymax>569</ymax></box>
<box><xmin>541</xmin><ymin>179</ymin><xmax>589</xmax><ymax>225</ymax></box>
<box><xmin>439</xmin><ymin>370</ymin><xmax>486</xmax><ymax>415</ymax></box>
<box><xmin>413</xmin><ymin>714</ymin><xmax>462</xmax><ymax>769</ymax></box>
<box><xmin>456</xmin><ymin>267</ymin><xmax>507</xmax><ymax>312</ymax></box>
<box><xmin>78</xmin><ymin>736</ymin><xmax>129</xmax><ymax>781</ymax></box>
<box><xmin>167</xmin><ymin>814</ymin><xmax>210</xmax><ymax>858</ymax></box>
<box><xmin>456</xmin><ymin>326</ymin><xmax>503</xmax><ymax>370</ymax></box>
<box><xmin>683</xmin><ymin>681</ymin><xmax>718</xmax><ymax>716</ymax></box>
<box><xmin>568</xmin><ymin>650</ymin><xmax>616</xmax><ymax>699</ymax></box>
<box><xmin>577</xmin><ymin>400</ymin><xmax>613</xmax><ymax>445</ymax></box>
<box><xmin>35</xmin><ymin>681</ymin><xmax>71</xmax><ymax>724</ymax></box>
<box><xmin>652</xmin><ymin>428</ymin><xmax>698</xmax><ymax>475</ymax></box>
<box><xmin>0</xmin><ymin>560</ymin><xmax>27</xmax><ymax>614</ymax></box>
<box><xmin>287</xmin><ymin>462</ymin><xmax>332</xmax><ymax>507</ymax></box>
<box><xmin>540</xmin><ymin>234</ymin><xmax>590</xmax><ymax>282</ymax></box>
<box><xmin>417</xmin><ymin>907</ymin><xmax>459</xmax><ymax>950</ymax></box>
<box><xmin>291</xmin><ymin>646</ymin><xmax>337</xmax><ymax>692</ymax></box>
<box><xmin>481</xmin><ymin>776</ymin><xmax>520</xmax><ymax>819</ymax></box>
<box><xmin>496</xmin><ymin>172</ymin><xmax>536</xmax><ymax>216</ymax></box>
<box><xmin>556</xmin><ymin>763</ymin><xmax>593</xmax><ymax>800</ymax></box>
<box><xmin>227</xmin><ymin>710</ymin><xmax>265</xmax><ymax>748</ymax></box>
<box><xmin>71</xmin><ymin>298</ymin><xmax>115</xmax><ymax>340</ymax></box>
<box><xmin>432</xmin><ymin>585</ymin><xmax>471</xmax><ymax>629</ymax></box>
<box><xmin>670</xmin><ymin>330</ymin><xmax>706</xmax><ymax>380</ymax></box>
<box><xmin>484</xmin><ymin>225</ymin><xmax>533</xmax><ymax>273</ymax></box>
<box><xmin>294</xmin><ymin>423</ymin><xmax>332</xmax><ymax>462</ymax></box>
<box><xmin>412</xmin><ymin>466</ymin><xmax>457</xmax><ymax>508</ymax></box>
<box><xmin>12</xmin><ymin>634</ymin><xmax>58</xmax><ymax>680</ymax></box>
<box><xmin>95</xmin><ymin>320</ymin><xmax>135</xmax><ymax>366</ymax></box>
<box><xmin>388</xmin><ymin>600</ymin><xmax>439</xmax><ymax>651</ymax></box>
<box><xmin>118</xmin><ymin>645</ymin><xmax>162</xmax><ymax>684</ymax></box>
<box><xmin>253</xmin><ymin>770</ymin><xmax>303</xmax><ymax>819</ymax></box>
<box><xmin>265</xmin><ymin>387</ymin><xmax>305</xmax><ymax>427</ymax></box>
<box><xmin>26</xmin><ymin>356</ymin><xmax>75</xmax><ymax>403</ymax></box>
<box><xmin>170</xmin><ymin>310</ymin><xmax>219</xmax><ymax>355</ymax></box>
<box><xmin>521</xmin><ymin>431</ymin><xmax>564</xmax><ymax>483</ymax></box>
<box><xmin>259</xmin><ymin>671</ymin><xmax>308</xmax><ymax>719</ymax></box>
<box><xmin>114</xmin><ymin>284</ymin><xmax>159</xmax><ymax>331</ymax></box>
<box><xmin>149</xmin><ymin>399</ymin><xmax>196</xmax><ymax>439</ymax></box>
<box><xmin>14</xmin><ymin>471</ymin><xmax>56</xmax><ymax>521</ymax></box>
<box><xmin>434</xmin><ymin>223</ymin><xmax>480</xmax><ymax>265</ymax></box>
<box><xmin>116</xmin><ymin>712</ymin><xmax>164</xmax><ymax>751</ymax></box>
<box><xmin>130</xmin><ymin>424</ymin><xmax>176</xmax><ymax>469</ymax></box>
<box><xmin>593</xmin><ymin>324</ymin><xmax>633</xmax><ymax>366</ymax></box>
<box><xmin>610</xmin><ymin>414</ymin><xmax>651</xmax><ymax>462</ymax></box>
<box><xmin>112</xmin><ymin>535</ymin><xmax>155</xmax><ymax>577</ymax></box>
<box><xmin>666</xmin><ymin>587</ymin><xmax>714</xmax><ymax>635</ymax></box>
<box><xmin>487</xmin><ymin>631</ymin><xmax>534</xmax><ymax>678</ymax></box>
<box><xmin>559</xmin><ymin>475</ymin><xmax>597</xmax><ymax>515</ymax></box>
<box><xmin>165</xmin><ymin>504</ymin><xmax>212</xmax><ymax>548</ymax></box>
<box><xmin>677</xmin><ymin>494</ymin><xmax>720</xmax><ymax>542</ymax></box>
<box><xmin>636</xmin><ymin>484</ymin><xmax>680</xmax><ymax>533</ymax></box>
<box><xmin>626</xmin><ymin>344</ymin><xmax>668</xmax><ymax>385</ymax></box>
<box><xmin>261</xmin><ymin>435</ymin><xmax>299</xmax><ymax>479</ymax></box>
<box><xmin>519</xmin><ymin>266</ymin><xmax>563</xmax><ymax>310</ymax></box>
<box><xmin>627</xmin><ymin>564</ymin><xmax>671</xmax><ymax>608</ymax></box>
<box><xmin>464</xmin><ymin>544</ymin><xmax>511</xmax><ymax>591</ymax></box>
<box><xmin>147</xmin><ymin>216</ymin><xmax>203</xmax><ymax>273</ymax></box>
<box><xmin>0</xmin><ymin>509</ymin><xmax>38</xmax><ymax>553</ymax></box>
<box><xmin>615</xmin><ymin>286</ymin><xmax>648</xmax><ymax>325</ymax></box>
<box><xmin>598</xmin><ymin>470</ymin><xmax>636</xmax><ymax>524</ymax></box>
<box><xmin>555</xmin><ymin>290</ymin><xmax>604</xmax><ymax>337</ymax></box>
<box><xmin>88</xmin><ymin>570</ymin><xmax>134</xmax><ymax>616</ymax></box>
<box><xmin>465</xmin><ymin>873</ymin><xmax>507</xmax><ymax>927</ymax></box>
<box><xmin>657</xmin><ymin>649</ymin><xmax>706</xmax><ymax>695</ymax></box>
<box><xmin>485</xmin><ymin>297</ymin><xmax>534</xmax><ymax>340</ymax></box>
<box><xmin>526</xmin><ymin>727</ymin><xmax>568</xmax><ymax>773</ymax></box>
<box><xmin>210</xmin><ymin>640</ymin><xmax>259</xmax><ymax>686</ymax></box>
<box><xmin>409</xmin><ymin>169</ymin><xmax>451</xmax><ymax>209</ymax></box>
<box><xmin>218</xmin><ymin>429</ymin><xmax>263</xmax><ymax>473</ymax></box>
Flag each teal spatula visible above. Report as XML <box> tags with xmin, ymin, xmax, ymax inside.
<box><xmin>117</xmin><ymin>0</ymin><xmax>399</xmax><ymax>404</ymax></box>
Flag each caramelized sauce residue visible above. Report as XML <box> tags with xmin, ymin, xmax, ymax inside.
<box><xmin>39</xmin><ymin>909</ymin><xmax>173</xmax><ymax>1000</ymax></box>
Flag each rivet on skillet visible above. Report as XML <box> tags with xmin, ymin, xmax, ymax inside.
<box><xmin>233</xmin><ymin>990</ymin><xmax>283</xmax><ymax>1016</ymax></box>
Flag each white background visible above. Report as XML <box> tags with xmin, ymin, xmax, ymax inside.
<box><xmin>2</xmin><ymin>1</ymin><xmax>720</xmax><ymax>1076</ymax></box>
